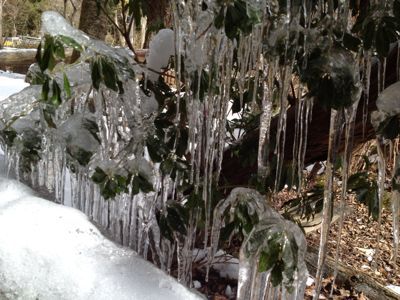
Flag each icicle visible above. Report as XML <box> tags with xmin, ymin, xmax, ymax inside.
<box><xmin>257</xmin><ymin>79</ymin><xmax>273</xmax><ymax>180</ymax></box>
<box><xmin>391</xmin><ymin>145</ymin><xmax>400</xmax><ymax>264</ymax></box>
<box><xmin>313</xmin><ymin>109</ymin><xmax>340</xmax><ymax>300</ymax></box>
<box><xmin>372</xmin><ymin>137</ymin><xmax>386</xmax><ymax>271</ymax></box>
<box><xmin>362</xmin><ymin>52</ymin><xmax>372</xmax><ymax>137</ymax></box>
<box><xmin>330</xmin><ymin>100</ymin><xmax>360</xmax><ymax>296</ymax></box>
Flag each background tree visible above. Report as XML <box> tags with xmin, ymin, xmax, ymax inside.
<box><xmin>0</xmin><ymin>0</ymin><xmax>7</xmax><ymax>48</ymax></box>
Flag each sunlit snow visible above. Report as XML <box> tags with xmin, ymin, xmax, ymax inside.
<box><xmin>0</xmin><ymin>71</ymin><xmax>29</xmax><ymax>101</ymax></box>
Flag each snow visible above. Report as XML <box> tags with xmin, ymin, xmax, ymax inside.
<box><xmin>0</xmin><ymin>175</ymin><xmax>204</xmax><ymax>299</ymax></box>
<box><xmin>146</xmin><ymin>29</ymin><xmax>175</xmax><ymax>81</ymax></box>
<box><xmin>387</xmin><ymin>284</ymin><xmax>400</xmax><ymax>295</ymax></box>
<box><xmin>193</xmin><ymin>248</ymin><xmax>239</xmax><ymax>280</ymax></box>
<box><xmin>0</xmin><ymin>70</ymin><xmax>29</xmax><ymax>101</ymax></box>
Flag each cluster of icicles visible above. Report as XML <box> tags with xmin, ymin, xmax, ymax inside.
<box><xmin>1</xmin><ymin>0</ymin><xmax>400</xmax><ymax>299</ymax></box>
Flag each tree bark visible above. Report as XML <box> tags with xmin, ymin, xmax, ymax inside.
<box><xmin>220</xmin><ymin>46</ymin><xmax>399</xmax><ymax>187</ymax></box>
<box><xmin>77</xmin><ymin>0</ymin><xmax>108</xmax><ymax>40</ymax></box>
<box><xmin>71</xmin><ymin>0</ymin><xmax>108</xmax><ymax>62</ymax></box>
<box><xmin>143</xmin><ymin>0</ymin><xmax>171</xmax><ymax>47</ymax></box>
<box><xmin>0</xmin><ymin>0</ymin><xmax>4</xmax><ymax>49</ymax></box>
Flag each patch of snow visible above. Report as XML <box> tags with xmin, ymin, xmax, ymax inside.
<box><xmin>146</xmin><ymin>29</ymin><xmax>175</xmax><ymax>81</ymax></box>
<box><xmin>387</xmin><ymin>284</ymin><xmax>400</xmax><ymax>295</ymax></box>
<box><xmin>225</xmin><ymin>285</ymin><xmax>234</xmax><ymax>299</ymax></box>
<box><xmin>0</xmin><ymin>71</ymin><xmax>29</xmax><ymax>101</ymax></box>
<box><xmin>0</xmin><ymin>175</ymin><xmax>204</xmax><ymax>299</ymax></box>
<box><xmin>306</xmin><ymin>277</ymin><xmax>314</xmax><ymax>286</ymax></box>
<box><xmin>193</xmin><ymin>280</ymin><xmax>202</xmax><ymax>289</ymax></box>
<box><xmin>192</xmin><ymin>248</ymin><xmax>239</xmax><ymax>280</ymax></box>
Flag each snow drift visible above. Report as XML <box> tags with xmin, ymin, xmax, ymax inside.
<box><xmin>0</xmin><ymin>175</ymin><xmax>203</xmax><ymax>299</ymax></box>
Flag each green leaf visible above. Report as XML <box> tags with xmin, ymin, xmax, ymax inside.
<box><xmin>92</xmin><ymin>167</ymin><xmax>107</xmax><ymax>183</ymax></box>
<box><xmin>363</xmin><ymin>19</ymin><xmax>375</xmax><ymax>50</ymax></box>
<box><xmin>51</xmin><ymin>80</ymin><xmax>62</xmax><ymax>106</ymax></box>
<box><xmin>101</xmin><ymin>58</ymin><xmax>119</xmax><ymax>92</ymax></box>
<box><xmin>43</xmin><ymin>109</ymin><xmax>57</xmax><ymax>128</ymax></box>
<box><xmin>377</xmin><ymin>115</ymin><xmax>400</xmax><ymax>139</ymax></box>
<box><xmin>343</xmin><ymin>33</ymin><xmax>361</xmax><ymax>52</ymax></box>
<box><xmin>41</xmin><ymin>77</ymin><xmax>50</xmax><ymax>102</ymax></box>
<box><xmin>91</xmin><ymin>59</ymin><xmax>102</xmax><ymax>90</ymax></box>
<box><xmin>160</xmin><ymin>158</ymin><xmax>174</xmax><ymax>175</ymax></box>
<box><xmin>166</xmin><ymin>206</ymin><xmax>187</xmax><ymax>235</ymax></box>
<box><xmin>158</xmin><ymin>214</ymin><xmax>174</xmax><ymax>242</ymax></box>
<box><xmin>57</xmin><ymin>35</ymin><xmax>83</xmax><ymax>52</ymax></box>
<box><xmin>137</xmin><ymin>174</ymin><xmax>153</xmax><ymax>193</ymax></box>
<box><xmin>258</xmin><ymin>250</ymin><xmax>269</xmax><ymax>272</ymax></box>
<box><xmin>376</xmin><ymin>24</ymin><xmax>390</xmax><ymax>57</ymax></box>
<box><xmin>220</xmin><ymin>221</ymin><xmax>236</xmax><ymax>242</ymax></box>
<box><xmin>54</xmin><ymin>40</ymin><xmax>66</xmax><ymax>59</ymax></box>
<box><xmin>214</xmin><ymin>7</ymin><xmax>225</xmax><ymax>29</ymax></box>
<box><xmin>35</xmin><ymin>42</ymin><xmax>42</xmax><ymax>69</ymax></box>
<box><xmin>270</xmin><ymin>262</ymin><xmax>284</xmax><ymax>287</ymax></box>
<box><xmin>131</xmin><ymin>175</ymin><xmax>140</xmax><ymax>195</ymax></box>
<box><xmin>63</xmin><ymin>73</ymin><xmax>72</xmax><ymax>99</ymax></box>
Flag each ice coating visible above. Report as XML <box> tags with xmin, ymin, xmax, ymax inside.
<box><xmin>210</xmin><ymin>188</ymin><xmax>308</xmax><ymax>300</ymax></box>
<box><xmin>41</xmin><ymin>11</ymin><xmax>135</xmax><ymax>68</ymax></box>
<box><xmin>0</xmin><ymin>177</ymin><xmax>204</xmax><ymax>300</ymax></box>
<box><xmin>146</xmin><ymin>29</ymin><xmax>175</xmax><ymax>81</ymax></box>
<box><xmin>371</xmin><ymin>81</ymin><xmax>400</xmax><ymax>129</ymax></box>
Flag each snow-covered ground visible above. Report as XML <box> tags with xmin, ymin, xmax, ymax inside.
<box><xmin>0</xmin><ymin>73</ymin><xmax>204</xmax><ymax>299</ymax></box>
<box><xmin>0</xmin><ymin>176</ymin><xmax>203</xmax><ymax>299</ymax></box>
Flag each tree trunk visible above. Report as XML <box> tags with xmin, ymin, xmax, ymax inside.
<box><xmin>0</xmin><ymin>0</ymin><xmax>3</xmax><ymax>49</ymax></box>
<box><xmin>77</xmin><ymin>0</ymin><xmax>108</xmax><ymax>40</ymax></box>
<box><xmin>144</xmin><ymin>0</ymin><xmax>171</xmax><ymax>47</ymax></box>
<box><xmin>220</xmin><ymin>46</ymin><xmax>399</xmax><ymax>188</ymax></box>
<box><xmin>71</xmin><ymin>0</ymin><xmax>108</xmax><ymax>62</ymax></box>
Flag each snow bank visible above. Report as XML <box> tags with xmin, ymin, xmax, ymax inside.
<box><xmin>0</xmin><ymin>176</ymin><xmax>204</xmax><ymax>299</ymax></box>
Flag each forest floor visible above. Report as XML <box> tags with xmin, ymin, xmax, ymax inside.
<box><xmin>305</xmin><ymin>194</ymin><xmax>400</xmax><ymax>299</ymax></box>
<box><xmin>197</xmin><ymin>193</ymin><xmax>400</xmax><ymax>299</ymax></box>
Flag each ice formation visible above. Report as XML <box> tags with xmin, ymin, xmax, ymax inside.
<box><xmin>2</xmin><ymin>1</ymin><xmax>400</xmax><ymax>299</ymax></box>
<box><xmin>371</xmin><ymin>81</ymin><xmax>400</xmax><ymax>129</ymax></box>
<box><xmin>210</xmin><ymin>188</ymin><xmax>308</xmax><ymax>300</ymax></box>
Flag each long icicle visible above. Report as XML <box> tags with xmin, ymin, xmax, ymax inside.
<box><xmin>313</xmin><ymin>109</ymin><xmax>340</xmax><ymax>300</ymax></box>
<box><xmin>391</xmin><ymin>141</ymin><xmax>400</xmax><ymax>265</ymax></box>
<box><xmin>372</xmin><ymin>137</ymin><xmax>386</xmax><ymax>271</ymax></box>
<box><xmin>330</xmin><ymin>100</ymin><xmax>359</xmax><ymax>296</ymax></box>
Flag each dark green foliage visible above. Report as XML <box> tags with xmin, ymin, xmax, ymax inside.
<box><xmin>347</xmin><ymin>172</ymin><xmax>380</xmax><ymax>220</ymax></box>
<box><xmin>91</xmin><ymin>166</ymin><xmax>154</xmax><ymax>200</ymax></box>
<box><xmin>300</xmin><ymin>48</ymin><xmax>358</xmax><ymax>110</ymax></box>
<box><xmin>351</xmin><ymin>6</ymin><xmax>400</xmax><ymax>57</ymax></box>
<box><xmin>377</xmin><ymin>115</ymin><xmax>400</xmax><ymax>140</ymax></box>
<box><xmin>156</xmin><ymin>201</ymin><xmax>188</xmax><ymax>242</ymax></box>
<box><xmin>214</xmin><ymin>0</ymin><xmax>261</xmax><ymax>40</ymax></box>
<box><xmin>250</xmin><ymin>228</ymin><xmax>299</xmax><ymax>292</ymax></box>
<box><xmin>90</xmin><ymin>56</ymin><xmax>124</xmax><ymax>93</ymax></box>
